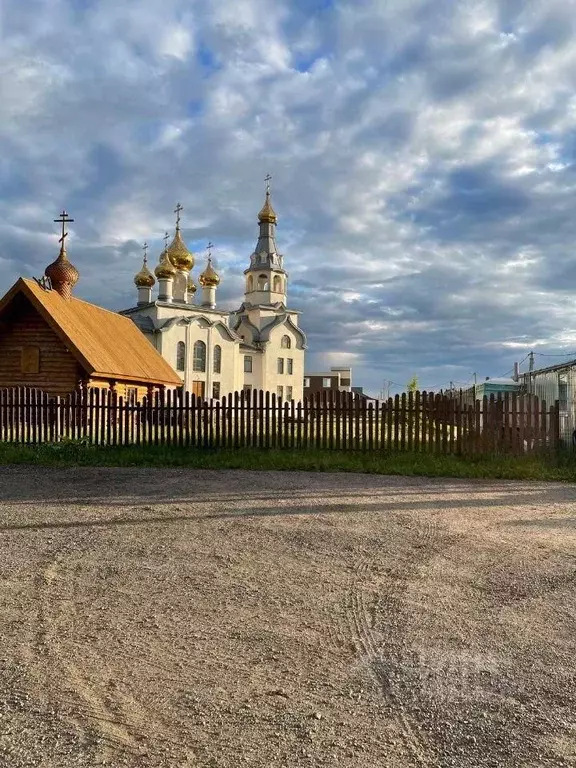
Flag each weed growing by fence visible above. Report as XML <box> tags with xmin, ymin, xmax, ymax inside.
<box><xmin>1</xmin><ymin>443</ymin><xmax>575</xmax><ymax>481</ymax></box>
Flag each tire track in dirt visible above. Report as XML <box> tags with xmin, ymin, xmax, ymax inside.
<box><xmin>26</xmin><ymin>537</ymin><xmax>180</xmax><ymax>764</ymax></box>
<box><xmin>344</xmin><ymin>553</ymin><xmax>438</xmax><ymax>767</ymax></box>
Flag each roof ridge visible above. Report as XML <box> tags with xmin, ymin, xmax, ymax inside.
<box><xmin>21</xmin><ymin>279</ymin><xmax>129</xmax><ymax>320</ymax></box>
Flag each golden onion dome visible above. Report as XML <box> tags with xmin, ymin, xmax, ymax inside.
<box><xmin>199</xmin><ymin>257</ymin><xmax>220</xmax><ymax>287</ymax></box>
<box><xmin>154</xmin><ymin>248</ymin><xmax>176</xmax><ymax>279</ymax></box>
<box><xmin>258</xmin><ymin>190</ymin><xmax>277</xmax><ymax>224</ymax></box>
<box><xmin>166</xmin><ymin>228</ymin><xmax>194</xmax><ymax>272</ymax></box>
<box><xmin>134</xmin><ymin>256</ymin><xmax>155</xmax><ymax>288</ymax></box>
<box><xmin>45</xmin><ymin>246</ymin><xmax>79</xmax><ymax>291</ymax></box>
<box><xmin>187</xmin><ymin>275</ymin><xmax>197</xmax><ymax>294</ymax></box>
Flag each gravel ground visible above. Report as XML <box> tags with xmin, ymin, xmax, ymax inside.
<box><xmin>0</xmin><ymin>467</ymin><xmax>575</xmax><ymax>768</ymax></box>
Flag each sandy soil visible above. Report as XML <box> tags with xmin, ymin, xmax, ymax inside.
<box><xmin>0</xmin><ymin>467</ymin><xmax>575</xmax><ymax>768</ymax></box>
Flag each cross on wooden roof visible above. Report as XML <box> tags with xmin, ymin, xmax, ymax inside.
<box><xmin>53</xmin><ymin>210</ymin><xmax>74</xmax><ymax>247</ymax></box>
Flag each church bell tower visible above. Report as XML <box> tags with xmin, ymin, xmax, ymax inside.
<box><xmin>243</xmin><ymin>176</ymin><xmax>287</xmax><ymax>306</ymax></box>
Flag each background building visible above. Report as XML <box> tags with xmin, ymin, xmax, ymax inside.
<box><xmin>303</xmin><ymin>366</ymin><xmax>352</xmax><ymax>398</ymax></box>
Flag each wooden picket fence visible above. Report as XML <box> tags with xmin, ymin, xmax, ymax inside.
<box><xmin>0</xmin><ymin>387</ymin><xmax>561</xmax><ymax>455</ymax></box>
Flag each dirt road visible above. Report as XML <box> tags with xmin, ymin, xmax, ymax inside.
<box><xmin>0</xmin><ymin>467</ymin><xmax>575</xmax><ymax>767</ymax></box>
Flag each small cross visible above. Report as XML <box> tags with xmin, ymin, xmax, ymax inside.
<box><xmin>142</xmin><ymin>242</ymin><xmax>148</xmax><ymax>264</ymax></box>
<box><xmin>53</xmin><ymin>209</ymin><xmax>74</xmax><ymax>247</ymax></box>
<box><xmin>164</xmin><ymin>231</ymin><xmax>170</xmax><ymax>250</ymax></box>
<box><xmin>264</xmin><ymin>174</ymin><xmax>272</xmax><ymax>195</ymax></box>
<box><xmin>207</xmin><ymin>241</ymin><xmax>214</xmax><ymax>261</ymax></box>
<box><xmin>174</xmin><ymin>202</ymin><xmax>183</xmax><ymax>229</ymax></box>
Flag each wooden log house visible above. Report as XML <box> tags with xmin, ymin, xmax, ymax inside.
<box><xmin>0</xmin><ymin>212</ymin><xmax>181</xmax><ymax>399</ymax></box>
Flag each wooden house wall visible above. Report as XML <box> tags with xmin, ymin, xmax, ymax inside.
<box><xmin>0</xmin><ymin>294</ymin><xmax>83</xmax><ymax>396</ymax></box>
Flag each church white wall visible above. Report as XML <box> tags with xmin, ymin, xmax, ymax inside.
<box><xmin>261</xmin><ymin>325</ymin><xmax>305</xmax><ymax>402</ymax></box>
<box><xmin>154</xmin><ymin>319</ymin><xmax>240</xmax><ymax>399</ymax></box>
<box><xmin>241</xmin><ymin>347</ymin><xmax>263</xmax><ymax>392</ymax></box>
<box><xmin>245</xmin><ymin>288</ymin><xmax>285</xmax><ymax>306</ymax></box>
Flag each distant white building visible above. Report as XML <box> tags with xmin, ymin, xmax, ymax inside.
<box><xmin>121</xmin><ymin>184</ymin><xmax>307</xmax><ymax>401</ymax></box>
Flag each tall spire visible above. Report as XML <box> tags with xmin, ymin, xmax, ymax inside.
<box><xmin>250</xmin><ymin>174</ymin><xmax>282</xmax><ymax>270</ymax></box>
<box><xmin>45</xmin><ymin>210</ymin><xmax>79</xmax><ymax>300</ymax></box>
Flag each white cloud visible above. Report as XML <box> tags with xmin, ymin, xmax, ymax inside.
<box><xmin>158</xmin><ymin>24</ymin><xmax>194</xmax><ymax>61</ymax></box>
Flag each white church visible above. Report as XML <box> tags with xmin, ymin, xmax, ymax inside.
<box><xmin>121</xmin><ymin>183</ymin><xmax>307</xmax><ymax>401</ymax></box>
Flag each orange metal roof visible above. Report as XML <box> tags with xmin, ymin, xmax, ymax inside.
<box><xmin>0</xmin><ymin>278</ymin><xmax>182</xmax><ymax>386</ymax></box>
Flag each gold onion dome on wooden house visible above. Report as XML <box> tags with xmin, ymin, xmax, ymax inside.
<box><xmin>166</xmin><ymin>227</ymin><xmax>194</xmax><ymax>272</ymax></box>
<box><xmin>258</xmin><ymin>189</ymin><xmax>277</xmax><ymax>224</ymax></box>
<box><xmin>155</xmin><ymin>247</ymin><xmax>177</xmax><ymax>279</ymax></box>
<box><xmin>134</xmin><ymin>255</ymin><xmax>155</xmax><ymax>288</ymax></box>
<box><xmin>199</xmin><ymin>257</ymin><xmax>220</xmax><ymax>287</ymax></box>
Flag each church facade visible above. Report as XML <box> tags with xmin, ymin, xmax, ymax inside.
<box><xmin>121</xmin><ymin>186</ymin><xmax>307</xmax><ymax>401</ymax></box>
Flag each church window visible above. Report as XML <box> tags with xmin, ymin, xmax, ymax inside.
<box><xmin>287</xmin><ymin>358</ymin><xmax>293</xmax><ymax>375</ymax></box>
<box><xmin>244</xmin><ymin>355</ymin><xmax>253</xmax><ymax>373</ymax></box>
<box><xmin>212</xmin><ymin>382</ymin><xmax>221</xmax><ymax>400</ymax></box>
<box><xmin>277</xmin><ymin>386</ymin><xmax>283</xmax><ymax>400</ymax></box>
<box><xmin>273</xmin><ymin>275</ymin><xmax>282</xmax><ymax>292</ymax></box>
<box><xmin>277</xmin><ymin>358</ymin><xmax>284</xmax><ymax>374</ymax></box>
<box><xmin>193</xmin><ymin>341</ymin><xmax>206</xmax><ymax>372</ymax></box>
<box><xmin>304</xmin><ymin>377</ymin><xmax>310</xmax><ymax>388</ymax></box>
<box><xmin>21</xmin><ymin>346</ymin><xmax>40</xmax><ymax>374</ymax></box>
<box><xmin>176</xmin><ymin>341</ymin><xmax>186</xmax><ymax>371</ymax></box>
<box><xmin>213</xmin><ymin>345</ymin><xmax>222</xmax><ymax>374</ymax></box>
<box><xmin>323</xmin><ymin>377</ymin><xmax>332</xmax><ymax>388</ymax></box>
<box><xmin>281</xmin><ymin>335</ymin><xmax>291</xmax><ymax>349</ymax></box>
<box><xmin>257</xmin><ymin>274</ymin><xmax>268</xmax><ymax>290</ymax></box>
<box><xmin>247</xmin><ymin>275</ymin><xmax>254</xmax><ymax>292</ymax></box>
<box><xmin>286</xmin><ymin>386</ymin><xmax>293</xmax><ymax>401</ymax></box>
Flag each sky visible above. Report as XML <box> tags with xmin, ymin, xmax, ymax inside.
<box><xmin>1</xmin><ymin>0</ymin><xmax>576</xmax><ymax>396</ymax></box>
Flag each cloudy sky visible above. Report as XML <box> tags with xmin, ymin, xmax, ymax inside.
<box><xmin>1</xmin><ymin>0</ymin><xmax>576</xmax><ymax>395</ymax></box>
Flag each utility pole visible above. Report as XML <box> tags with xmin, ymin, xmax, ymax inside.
<box><xmin>529</xmin><ymin>351</ymin><xmax>534</xmax><ymax>372</ymax></box>
<box><xmin>473</xmin><ymin>372</ymin><xmax>477</xmax><ymax>401</ymax></box>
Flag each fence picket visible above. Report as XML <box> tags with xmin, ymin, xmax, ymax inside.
<box><xmin>540</xmin><ymin>399</ymin><xmax>547</xmax><ymax>452</ymax></box>
<box><xmin>0</xmin><ymin>387</ymin><xmax>561</xmax><ymax>456</ymax></box>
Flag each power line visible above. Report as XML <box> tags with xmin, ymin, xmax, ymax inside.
<box><xmin>498</xmin><ymin>352</ymin><xmax>531</xmax><ymax>379</ymax></box>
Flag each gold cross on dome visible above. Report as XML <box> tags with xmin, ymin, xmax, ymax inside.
<box><xmin>207</xmin><ymin>241</ymin><xmax>214</xmax><ymax>261</ymax></box>
<box><xmin>264</xmin><ymin>174</ymin><xmax>272</xmax><ymax>194</ymax></box>
<box><xmin>163</xmin><ymin>231</ymin><xmax>169</xmax><ymax>250</ymax></box>
<box><xmin>53</xmin><ymin>209</ymin><xmax>74</xmax><ymax>246</ymax></box>
<box><xmin>142</xmin><ymin>242</ymin><xmax>148</xmax><ymax>264</ymax></box>
<box><xmin>174</xmin><ymin>202</ymin><xmax>183</xmax><ymax>229</ymax></box>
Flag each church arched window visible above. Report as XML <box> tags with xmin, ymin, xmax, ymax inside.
<box><xmin>176</xmin><ymin>341</ymin><xmax>186</xmax><ymax>371</ymax></box>
<box><xmin>193</xmin><ymin>340</ymin><xmax>206</xmax><ymax>372</ymax></box>
<box><xmin>213</xmin><ymin>344</ymin><xmax>222</xmax><ymax>374</ymax></box>
<box><xmin>273</xmin><ymin>275</ymin><xmax>282</xmax><ymax>292</ymax></box>
<box><xmin>247</xmin><ymin>275</ymin><xmax>254</xmax><ymax>292</ymax></box>
<box><xmin>281</xmin><ymin>335</ymin><xmax>291</xmax><ymax>349</ymax></box>
<box><xmin>258</xmin><ymin>274</ymin><xmax>268</xmax><ymax>290</ymax></box>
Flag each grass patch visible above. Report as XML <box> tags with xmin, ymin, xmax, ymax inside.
<box><xmin>1</xmin><ymin>440</ymin><xmax>576</xmax><ymax>481</ymax></box>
